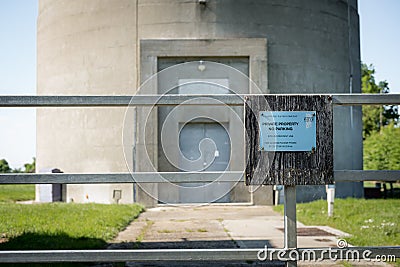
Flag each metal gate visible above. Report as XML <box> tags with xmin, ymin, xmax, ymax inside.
<box><xmin>0</xmin><ymin>94</ymin><xmax>399</xmax><ymax>266</ymax></box>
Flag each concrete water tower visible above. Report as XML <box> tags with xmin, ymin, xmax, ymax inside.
<box><xmin>36</xmin><ymin>0</ymin><xmax>362</xmax><ymax>206</ymax></box>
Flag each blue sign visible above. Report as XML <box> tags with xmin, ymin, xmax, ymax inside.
<box><xmin>259</xmin><ymin>111</ymin><xmax>316</xmax><ymax>152</ymax></box>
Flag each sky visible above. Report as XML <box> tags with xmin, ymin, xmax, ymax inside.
<box><xmin>359</xmin><ymin>0</ymin><xmax>400</xmax><ymax>93</ymax></box>
<box><xmin>0</xmin><ymin>0</ymin><xmax>37</xmax><ymax>169</ymax></box>
<box><xmin>0</xmin><ymin>0</ymin><xmax>399</xmax><ymax>169</ymax></box>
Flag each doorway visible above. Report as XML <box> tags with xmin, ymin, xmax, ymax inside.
<box><xmin>156</xmin><ymin>57</ymin><xmax>249</xmax><ymax>204</ymax></box>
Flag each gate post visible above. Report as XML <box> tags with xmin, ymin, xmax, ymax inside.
<box><xmin>245</xmin><ymin>95</ymin><xmax>334</xmax><ymax>266</ymax></box>
<box><xmin>284</xmin><ymin>185</ymin><xmax>297</xmax><ymax>267</ymax></box>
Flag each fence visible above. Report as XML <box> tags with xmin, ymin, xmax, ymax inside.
<box><xmin>0</xmin><ymin>94</ymin><xmax>399</xmax><ymax>266</ymax></box>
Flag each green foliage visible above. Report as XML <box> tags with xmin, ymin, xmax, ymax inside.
<box><xmin>274</xmin><ymin>198</ymin><xmax>400</xmax><ymax>246</ymax></box>
<box><xmin>0</xmin><ymin>157</ymin><xmax>36</xmax><ymax>174</ymax></box>
<box><xmin>362</xmin><ymin>63</ymin><xmax>399</xmax><ymax>138</ymax></box>
<box><xmin>23</xmin><ymin>157</ymin><xmax>35</xmax><ymax>173</ymax></box>
<box><xmin>361</xmin><ymin>63</ymin><xmax>385</xmax><ymax>94</ymax></box>
<box><xmin>364</xmin><ymin>124</ymin><xmax>400</xmax><ymax>170</ymax></box>
<box><xmin>0</xmin><ymin>185</ymin><xmax>35</xmax><ymax>203</ymax></box>
<box><xmin>362</xmin><ymin>104</ymin><xmax>383</xmax><ymax>138</ymax></box>
<box><xmin>0</xmin><ymin>203</ymin><xmax>144</xmax><ymax>250</ymax></box>
<box><xmin>0</xmin><ymin>159</ymin><xmax>11</xmax><ymax>173</ymax></box>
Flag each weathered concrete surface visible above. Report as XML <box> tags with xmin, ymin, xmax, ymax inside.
<box><xmin>37</xmin><ymin>0</ymin><xmax>363</xmax><ymax>205</ymax></box>
<box><xmin>103</xmin><ymin>206</ymin><xmax>387</xmax><ymax>266</ymax></box>
<box><xmin>110</xmin><ymin>205</ymin><xmax>344</xmax><ymax>249</ymax></box>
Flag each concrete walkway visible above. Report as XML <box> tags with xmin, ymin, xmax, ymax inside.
<box><xmin>105</xmin><ymin>205</ymin><xmax>386</xmax><ymax>267</ymax></box>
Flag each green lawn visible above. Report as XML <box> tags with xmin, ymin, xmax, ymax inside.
<box><xmin>0</xmin><ymin>185</ymin><xmax>143</xmax><ymax>266</ymax></box>
<box><xmin>0</xmin><ymin>185</ymin><xmax>35</xmax><ymax>203</ymax></box>
<box><xmin>274</xmin><ymin>198</ymin><xmax>399</xmax><ymax>247</ymax></box>
<box><xmin>0</xmin><ymin>203</ymin><xmax>143</xmax><ymax>250</ymax></box>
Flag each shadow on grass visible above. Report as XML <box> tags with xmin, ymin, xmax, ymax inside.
<box><xmin>0</xmin><ymin>232</ymin><xmax>107</xmax><ymax>267</ymax></box>
<box><xmin>0</xmin><ymin>232</ymin><xmax>106</xmax><ymax>250</ymax></box>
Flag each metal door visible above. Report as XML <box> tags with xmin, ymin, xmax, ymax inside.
<box><xmin>179</xmin><ymin>123</ymin><xmax>231</xmax><ymax>203</ymax></box>
<box><xmin>156</xmin><ymin>58</ymin><xmax>248</xmax><ymax>204</ymax></box>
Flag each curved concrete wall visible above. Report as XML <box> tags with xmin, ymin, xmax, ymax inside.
<box><xmin>37</xmin><ymin>0</ymin><xmax>362</xmax><ymax>204</ymax></box>
<box><xmin>37</xmin><ymin>0</ymin><xmax>138</xmax><ymax>203</ymax></box>
<box><xmin>139</xmin><ymin>0</ymin><xmax>360</xmax><ymax>93</ymax></box>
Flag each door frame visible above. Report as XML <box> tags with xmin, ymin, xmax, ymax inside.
<box><xmin>136</xmin><ymin>39</ymin><xmax>269</xmax><ymax>206</ymax></box>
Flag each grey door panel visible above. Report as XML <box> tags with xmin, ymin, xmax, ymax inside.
<box><xmin>179</xmin><ymin>123</ymin><xmax>231</xmax><ymax>203</ymax></box>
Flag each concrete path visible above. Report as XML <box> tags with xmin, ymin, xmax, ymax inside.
<box><xmin>105</xmin><ymin>205</ymin><xmax>387</xmax><ymax>267</ymax></box>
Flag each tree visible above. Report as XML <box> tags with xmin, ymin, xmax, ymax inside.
<box><xmin>24</xmin><ymin>157</ymin><xmax>36</xmax><ymax>173</ymax></box>
<box><xmin>364</xmin><ymin>124</ymin><xmax>400</xmax><ymax>170</ymax></box>
<box><xmin>0</xmin><ymin>158</ymin><xmax>36</xmax><ymax>173</ymax></box>
<box><xmin>0</xmin><ymin>159</ymin><xmax>11</xmax><ymax>173</ymax></box>
<box><xmin>362</xmin><ymin>64</ymin><xmax>398</xmax><ymax>138</ymax></box>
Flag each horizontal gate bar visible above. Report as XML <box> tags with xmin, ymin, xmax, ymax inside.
<box><xmin>0</xmin><ymin>94</ymin><xmax>399</xmax><ymax>107</ymax></box>
<box><xmin>332</xmin><ymin>94</ymin><xmax>400</xmax><ymax>105</ymax></box>
<box><xmin>0</xmin><ymin>172</ymin><xmax>244</xmax><ymax>184</ymax></box>
<box><xmin>334</xmin><ymin>170</ymin><xmax>400</xmax><ymax>182</ymax></box>
<box><xmin>0</xmin><ymin>170</ymin><xmax>398</xmax><ymax>184</ymax></box>
<box><xmin>0</xmin><ymin>95</ymin><xmax>244</xmax><ymax>107</ymax></box>
<box><xmin>0</xmin><ymin>247</ymin><xmax>398</xmax><ymax>263</ymax></box>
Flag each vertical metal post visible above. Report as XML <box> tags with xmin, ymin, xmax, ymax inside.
<box><xmin>284</xmin><ymin>185</ymin><xmax>297</xmax><ymax>267</ymax></box>
<box><xmin>132</xmin><ymin>107</ymin><xmax>137</xmax><ymax>202</ymax></box>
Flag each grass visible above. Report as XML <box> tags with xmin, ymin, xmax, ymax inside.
<box><xmin>273</xmin><ymin>198</ymin><xmax>399</xmax><ymax>247</ymax></box>
<box><xmin>275</xmin><ymin>198</ymin><xmax>400</xmax><ymax>266</ymax></box>
<box><xmin>0</xmin><ymin>202</ymin><xmax>143</xmax><ymax>250</ymax></box>
<box><xmin>0</xmin><ymin>184</ymin><xmax>144</xmax><ymax>266</ymax></box>
<box><xmin>157</xmin><ymin>229</ymin><xmax>174</xmax><ymax>233</ymax></box>
<box><xmin>340</xmin><ymin>261</ymin><xmax>354</xmax><ymax>267</ymax></box>
<box><xmin>136</xmin><ymin>219</ymin><xmax>153</xmax><ymax>243</ymax></box>
<box><xmin>185</xmin><ymin>228</ymin><xmax>208</xmax><ymax>233</ymax></box>
<box><xmin>0</xmin><ymin>185</ymin><xmax>35</xmax><ymax>203</ymax></box>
